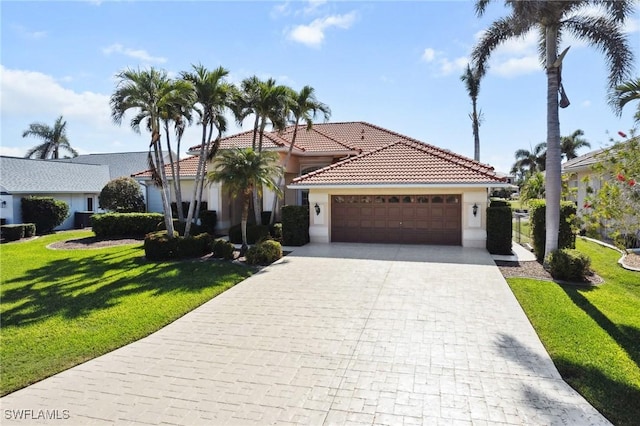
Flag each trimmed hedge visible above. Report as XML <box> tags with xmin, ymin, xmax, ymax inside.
<box><xmin>282</xmin><ymin>205</ymin><xmax>309</xmax><ymax>246</ymax></box>
<box><xmin>1</xmin><ymin>223</ymin><xmax>36</xmax><ymax>241</ymax></box>
<box><xmin>486</xmin><ymin>201</ymin><xmax>512</xmax><ymax>254</ymax></box>
<box><xmin>228</xmin><ymin>224</ymin><xmax>270</xmax><ymax>244</ymax></box>
<box><xmin>211</xmin><ymin>238</ymin><xmax>235</xmax><ymax>260</ymax></box>
<box><xmin>246</xmin><ymin>240</ymin><xmax>283</xmax><ymax>265</ymax></box>
<box><xmin>170</xmin><ymin>201</ymin><xmax>207</xmax><ymax>218</ymax></box>
<box><xmin>92</xmin><ymin>213</ymin><xmax>164</xmax><ymax>238</ymax></box>
<box><xmin>199</xmin><ymin>210</ymin><xmax>217</xmax><ymax>235</ymax></box>
<box><xmin>546</xmin><ymin>249</ymin><xmax>592</xmax><ymax>282</ymax></box>
<box><xmin>21</xmin><ymin>196</ymin><xmax>69</xmax><ymax>234</ymax></box>
<box><xmin>144</xmin><ymin>231</ymin><xmax>211</xmax><ymax>261</ymax></box>
<box><xmin>529</xmin><ymin>200</ymin><xmax>577</xmax><ymax>262</ymax></box>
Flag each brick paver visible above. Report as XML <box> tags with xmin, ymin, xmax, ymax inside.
<box><xmin>1</xmin><ymin>244</ymin><xmax>610</xmax><ymax>425</ymax></box>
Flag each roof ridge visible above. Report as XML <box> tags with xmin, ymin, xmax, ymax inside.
<box><xmin>308</xmin><ymin>126</ymin><xmax>360</xmax><ymax>152</ymax></box>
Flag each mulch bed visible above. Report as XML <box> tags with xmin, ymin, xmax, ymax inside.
<box><xmin>622</xmin><ymin>252</ymin><xmax>640</xmax><ymax>269</ymax></box>
<box><xmin>48</xmin><ymin>236</ymin><xmax>144</xmax><ymax>250</ymax></box>
<box><xmin>495</xmin><ymin>259</ymin><xmax>604</xmax><ymax>286</ymax></box>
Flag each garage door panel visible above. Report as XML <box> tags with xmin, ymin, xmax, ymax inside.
<box><xmin>332</xmin><ymin>195</ymin><xmax>461</xmax><ymax>245</ymax></box>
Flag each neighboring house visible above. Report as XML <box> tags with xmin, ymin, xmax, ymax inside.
<box><xmin>562</xmin><ymin>148</ymin><xmax>606</xmax><ymax>216</ymax></box>
<box><xmin>134</xmin><ymin>122</ymin><xmax>508</xmax><ymax>247</ymax></box>
<box><xmin>54</xmin><ymin>151</ymin><xmax>174</xmax><ymax>213</ymax></box>
<box><xmin>0</xmin><ymin>156</ymin><xmax>110</xmax><ymax>230</ymax></box>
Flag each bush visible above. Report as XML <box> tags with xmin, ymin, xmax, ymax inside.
<box><xmin>486</xmin><ymin>203</ymin><xmax>512</xmax><ymax>254</ymax></box>
<box><xmin>170</xmin><ymin>201</ymin><xmax>207</xmax><ymax>218</ymax></box>
<box><xmin>489</xmin><ymin>199</ymin><xmax>510</xmax><ymax>208</ymax></box>
<box><xmin>261</xmin><ymin>211</ymin><xmax>272</xmax><ymax>226</ymax></box>
<box><xmin>211</xmin><ymin>239</ymin><xmax>235</xmax><ymax>260</ymax></box>
<box><xmin>228</xmin><ymin>223</ymin><xmax>270</xmax><ymax>244</ymax></box>
<box><xmin>23</xmin><ymin>223</ymin><xmax>36</xmax><ymax>238</ymax></box>
<box><xmin>245</xmin><ymin>240</ymin><xmax>283</xmax><ymax>265</ymax></box>
<box><xmin>1</xmin><ymin>225</ymin><xmax>25</xmax><ymax>242</ymax></box>
<box><xmin>270</xmin><ymin>223</ymin><xmax>283</xmax><ymax>242</ymax></box>
<box><xmin>546</xmin><ymin>249</ymin><xmax>592</xmax><ymax>282</ymax></box>
<box><xmin>614</xmin><ymin>233</ymin><xmax>640</xmax><ymax>249</ymax></box>
<box><xmin>92</xmin><ymin>213</ymin><xmax>164</xmax><ymax>238</ymax></box>
<box><xmin>21</xmin><ymin>196</ymin><xmax>69</xmax><ymax>234</ymax></box>
<box><xmin>529</xmin><ymin>199</ymin><xmax>577</xmax><ymax>262</ymax></box>
<box><xmin>144</xmin><ymin>230</ymin><xmax>179</xmax><ymax>261</ymax></box>
<box><xmin>98</xmin><ymin>177</ymin><xmax>145</xmax><ymax>213</ymax></box>
<box><xmin>199</xmin><ymin>210</ymin><xmax>217</xmax><ymax>235</ymax></box>
<box><xmin>176</xmin><ymin>233</ymin><xmax>211</xmax><ymax>258</ymax></box>
<box><xmin>282</xmin><ymin>205</ymin><xmax>309</xmax><ymax>246</ymax></box>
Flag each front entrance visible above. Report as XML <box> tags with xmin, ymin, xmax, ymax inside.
<box><xmin>331</xmin><ymin>194</ymin><xmax>462</xmax><ymax>245</ymax></box>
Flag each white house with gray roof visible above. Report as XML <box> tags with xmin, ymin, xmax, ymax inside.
<box><xmin>0</xmin><ymin>156</ymin><xmax>111</xmax><ymax>230</ymax></box>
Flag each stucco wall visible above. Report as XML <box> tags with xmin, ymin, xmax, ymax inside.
<box><xmin>307</xmin><ymin>187</ymin><xmax>489</xmax><ymax>248</ymax></box>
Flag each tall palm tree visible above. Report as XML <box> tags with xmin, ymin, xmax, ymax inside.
<box><xmin>511</xmin><ymin>142</ymin><xmax>547</xmax><ymax>176</ymax></box>
<box><xmin>207</xmin><ymin>148</ymin><xmax>282</xmax><ymax>253</ymax></box>
<box><xmin>560</xmin><ymin>129</ymin><xmax>590</xmax><ymax>160</ymax></box>
<box><xmin>180</xmin><ymin>65</ymin><xmax>232</xmax><ymax>237</ymax></box>
<box><xmin>23</xmin><ymin>116</ymin><xmax>78</xmax><ymax>159</ymax></box>
<box><xmin>472</xmin><ymin>0</ymin><xmax>634</xmax><ymax>260</ymax></box>
<box><xmin>268</xmin><ymin>85</ymin><xmax>331</xmax><ymax>224</ymax></box>
<box><xmin>614</xmin><ymin>77</ymin><xmax>640</xmax><ymax>123</ymax></box>
<box><xmin>110</xmin><ymin>68</ymin><xmax>192</xmax><ymax>237</ymax></box>
<box><xmin>460</xmin><ymin>64</ymin><xmax>483</xmax><ymax>161</ymax></box>
<box><xmin>231</xmin><ymin>76</ymin><xmax>262</xmax><ymax>150</ymax></box>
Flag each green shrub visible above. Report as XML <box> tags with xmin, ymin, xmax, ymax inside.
<box><xmin>282</xmin><ymin>205</ymin><xmax>309</xmax><ymax>246</ymax></box>
<box><xmin>489</xmin><ymin>199</ymin><xmax>510</xmax><ymax>208</ymax></box>
<box><xmin>529</xmin><ymin>199</ymin><xmax>577</xmax><ymax>262</ymax></box>
<box><xmin>23</xmin><ymin>223</ymin><xmax>36</xmax><ymax>237</ymax></box>
<box><xmin>98</xmin><ymin>177</ymin><xmax>145</xmax><ymax>213</ymax></box>
<box><xmin>211</xmin><ymin>239</ymin><xmax>235</xmax><ymax>260</ymax></box>
<box><xmin>21</xmin><ymin>196</ymin><xmax>69</xmax><ymax>234</ymax></box>
<box><xmin>486</xmin><ymin>203</ymin><xmax>512</xmax><ymax>254</ymax></box>
<box><xmin>170</xmin><ymin>201</ymin><xmax>207</xmax><ymax>218</ymax></box>
<box><xmin>176</xmin><ymin>233</ymin><xmax>211</xmax><ymax>258</ymax></box>
<box><xmin>245</xmin><ymin>240</ymin><xmax>283</xmax><ymax>265</ymax></box>
<box><xmin>199</xmin><ymin>210</ymin><xmax>217</xmax><ymax>235</ymax></box>
<box><xmin>261</xmin><ymin>211</ymin><xmax>272</xmax><ymax>226</ymax></box>
<box><xmin>144</xmin><ymin>230</ymin><xmax>179</xmax><ymax>261</ymax></box>
<box><xmin>270</xmin><ymin>223</ymin><xmax>283</xmax><ymax>242</ymax></box>
<box><xmin>1</xmin><ymin>225</ymin><xmax>25</xmax><ymax>242</ymax></box>
<box><xmin>228</xmin><ymin>224</ymin><xmax>270</xmax><ymax>244</ymax></box>
<box><xmin>92</xmin><ymin>213</ymin><xmax>164</xmax><ymax>238</ymax></box>
<box><xmin>546</xmin><ymin>249</ymin><xmax>592</xmax><ymax>282</ymax></box>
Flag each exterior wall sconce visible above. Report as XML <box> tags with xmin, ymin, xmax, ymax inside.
<box><xmin>472</xmin><ymin>203</ymin><xmax>478</xmax><ymax>217</ymax></box>
<box><xmin>314</xmin><ymin>203</ymin><xmax>321</xmax><ymax>216</ymax></box>
<box><xmin>1</xmin><ymin>200</ymin><xmax>6</xmax><ymax>208</ymax></box>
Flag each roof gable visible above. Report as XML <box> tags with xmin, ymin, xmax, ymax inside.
<box><xmin>291</xmin><ymin>139</ymin><xmax>504</xmax><ymax>186</ymax></box>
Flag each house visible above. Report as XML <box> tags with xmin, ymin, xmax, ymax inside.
<box><xmin>0</xmin><ymin>151</ymin><xmax>174</xmax><ymax>230</ymax></box>
<box><xmin>135</xmin><ymin>122</ymin><xmax>508</xmax><ymax>247</ymax></box>
<box><xmin>562</xmin><ymin>148</ymin><xmax>605</xmax><ymax>215</ymax></box>
<box><xmin>0</xmin><ymin>156</ymin><xmax>110</xmax><ymax>229</ymax></box>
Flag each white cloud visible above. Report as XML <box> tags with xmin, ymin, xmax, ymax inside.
<box><xmin>12</xmin><ymin>24</ymin><xmax>47</xmax><ymax>40</ymax></box>
<box><xmin>102</xmin><ymin>43</ymin><xmax>167</xmax><ymax>64</ymax></box>
<box><xmin>624</xmin><ymin>17</ymin><xmax>640</xmax><ymax>34</ymax></box>
<box><xmin>421</xmin><ymin>48</ymin><xmax>468</xmax><ymax>76</ymax></box>
<box><xmin>473</xmin><ymin>29</ymin><xmax>541</xmax><ymax>77</ymax></box>
<box><xmin>422</xmin><ymin>48</ymin><xmax>437</xmax><ymax>62</ymax></box>
<box><xmin>492</xmin><ymin>56</ymin><xmax>541</xmax><ymax>77</ymax></box>
<box><xmin>270</xmin><ymin>1</ymin><xmax>290</xmax><ymax>18</ymax></box>
<box><xmin>581</xmin><ymin>100</ymin><xmax>592</xmax><ymax>108</ymax></box>
<box><xmin>304</xmin><ymin>0</ymin><xmax>327</xmax><ymax>15</ymax></box>
<box><xmin>0</xmin><ymin>146</ymin><xmax>25</xmax><ymax>157</ymax></box>
<box><xmin>288</xmin><ymin>11</ymin><xmax>357</xmax><ymax>48</ymax></box>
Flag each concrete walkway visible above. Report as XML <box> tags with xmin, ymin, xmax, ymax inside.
<box><xmin>1</xmin><ymin>244</ymin><xmax>609</xmax><ymax>425</ymax></box>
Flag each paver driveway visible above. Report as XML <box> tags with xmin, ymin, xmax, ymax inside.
<box><xmin>1</xmin><ymin>244</ymin><xmax>609</xmax><ymax>425</ymax></box>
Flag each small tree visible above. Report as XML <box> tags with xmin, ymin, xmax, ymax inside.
<box><xmin>21</xmin><ymin>196</ymin><xmax>69</xmax><ymax>234</ymax></box>
<box><xmin>99</xmin><ymin>177</ymin><xmax>145</xmax><ymax>213</ymax></box>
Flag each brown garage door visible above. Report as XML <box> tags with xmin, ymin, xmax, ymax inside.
<box><xmin>331</xmin><ymin>195</ymin><xmax>461</xmax><ymax>245</ymax></box>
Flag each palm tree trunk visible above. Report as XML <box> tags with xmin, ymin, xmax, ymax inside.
<box><xmin>544</xmin><ymin>26</ymin><xmax>562</xmax><ymax>262</ymax></box>
<box><xmin>251</xmin><ymin>115</ymin><xmax>259</xmax><ymax>151</ymax></box>
<box><xmin>269</xmin><ymin>122</ymin><xmax>299</xmax><ymax>224</ymax></box>
<box><xmin>184</xmin><ymin>122</ymin><xmax>209</xmax><ymax>237</ymax></box>
<box><xmin>472</xmin><ymin>99</ymin><xmax>480</xmax><ymax>161</ymax></box>
<box><xmin>241</xmin><ymin>190</ymin><xmax>251</xmax><ymax>254</ymax></box>
<box><xmin>164</xmin><ymin>123</ymin><xmax>184</xmax><ymax>222</ymax></box>
<box><xmin>152</xmin><ymin>131</ymin><xmax>175</xmax><ymax>237</ymax></box>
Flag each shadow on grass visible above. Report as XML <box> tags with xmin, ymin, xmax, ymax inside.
<box><xmin>561</xmin><ymin>285</ymin><xmax>640</xmax><ymax>370</ymax></box>
<box><xmin>1</xmin><ymin>246</ymin><xmax>249</xmax><ymax>328</ymax></box>
<box><xmin>495</xmin><ymin>333</ymin><xmax>640</xmax><ymax>426</ymax></box>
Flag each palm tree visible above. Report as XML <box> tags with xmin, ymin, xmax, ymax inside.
<box><xmin>23</xmin><ymin>116</ymin><xmax>78</xmax><ymax>159</ymax></box>
<box><xmin>180</xmin><ymin>65</ymin><xmax>232</xmax><ymax>237</ymax></box>
<box><xmin>460</xmin><ymin>64</ymin><xmax>483</xmax><ymax>161</ymax></box>
<box><xmin>231</xmin><ymin>76</ymin><xmax>262</xmax><ymax>150</ymax></box>
<box><xmin>110</xmin><ymin>67</ymin><xmax>192</xmax><ymax>237</ymax></box>
<box><xmin>207</xmin><ymin>148</ymin><xmax>282</xmax><ymax>253</ymax></box>
<box><xmin>511</xmin><ymin>142</ymin><xmax>547</xmax><ymax>176</ymax></box>
<box><xmin>268</xmin><ymin>85</ymin><xmax>331</xmax><ymax>224</ymax></box>
<box><xmin>561</xmin><ymin>129</ymin><xmax>590</xmax><ymax>160</ymax></box>
<box><xmin>614</xmin><ymin>77</ymin><xmax>640</xmax><ymax>123</ymax></box>
<box><xmin>472</xmin><ymin>0</ymin><xmax>634</xmax><ymax>260</ymax></box>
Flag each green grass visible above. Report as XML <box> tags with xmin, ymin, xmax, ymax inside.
<box><xmin>0</xmin><ymin>231</ymin><xmax>252</xmax><ymax>396</ymax></box>
<box><xmin>507</xmin><ymin>238</ymin><xmax>640</xmax><ymax>426</ymax></box>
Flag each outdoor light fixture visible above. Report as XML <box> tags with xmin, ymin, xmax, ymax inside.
<box><xmin>472</xmin><ymin>203</ymin><xmax>478</xmax><ymax>217</ymax></box>
<box><xmin>314</xmin><ymin>203</ymin><xmax>321</xmax><ymax>216</ymax></box>
<box><xmin>0</xmin><ymin>200</ymin><xmax>6</xmax><ymax>208</ymax></box>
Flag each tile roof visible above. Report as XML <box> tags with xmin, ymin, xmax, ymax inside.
<box><xmin>54</xmin><ymin>151</ymin><xmax>173</xmax><ymax>179</ymax></box>
<box><xmin>0</xmin><ymin>156</ymin><xmax>111</xmax><ymax>193</ymax></box>
<box><xmin>188</xmin><ymin>130</ymin><xmax>290</xmax><ymax>152</ymax></box>
<box><xmin>132</xmin><ymin>155</ymin><xmax>201</xmax><ymax>179</ymax></box>
<box><xmin>290</xmin><ymin>139</ymin><xmax>505</xmax><ymax>186</ymax></box>
<box><xmin>562</xmin><ymin>148</ymin><xmax>605</xmax><ymax>172</ymax></box>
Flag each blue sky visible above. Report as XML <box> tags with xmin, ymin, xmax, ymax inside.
<box><xmin>1</xmin><ymin>0</ymin><xmax>638</xmax><ymax>174</ymax></box>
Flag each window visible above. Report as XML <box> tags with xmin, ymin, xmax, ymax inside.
<box><xmin>87</xmin><ymin>197</ymin><xmax>94</xmax><ymax>211</ymax></box>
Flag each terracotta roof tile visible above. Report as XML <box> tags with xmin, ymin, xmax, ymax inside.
<box><xmin>188</xmin><ymin>129</ymin><xmax>290</xmax><ymax>152</ymax></box>
<box><xmin>132</xmin><ymin>155</ymin><xmax>201</xmax><ymax>179</ymax></box>
<box><xmin>291</xmin><ymin>139</ymin><xmax>505</xmax><ymax>186</ymax></box>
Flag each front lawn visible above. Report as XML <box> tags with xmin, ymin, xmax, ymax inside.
<box><xmin>508</xmin><ymin>238</ymin><xmax>640</xmax><ymax>426</ymax></box>
<box><xmin>0</xmin><ymin>231</ymin><xmax>251</xmax><ymax>396</ymax></box>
